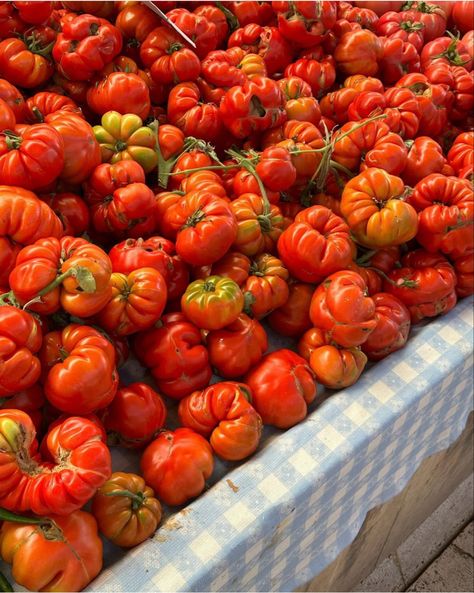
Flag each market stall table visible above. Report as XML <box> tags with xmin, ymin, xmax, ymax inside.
<box><xmin>77</xmin><ymin>296</ymin><xmax>473</xmax><ymax>592</ymax></box>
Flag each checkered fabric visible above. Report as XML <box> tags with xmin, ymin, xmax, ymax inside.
<box><xmin>84</xmin><ymin>297</ymin><xmax>474</xmax><ymax>592</ymax></box>
<box><xmin>3</xmin><ymin>299</ymin><xmax>472</xmax><ymax>592</ymax></box>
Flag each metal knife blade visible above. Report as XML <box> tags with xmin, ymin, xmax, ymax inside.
<box><xmin>141</xmin><ymin>1</ymin><xmax>197</xmax><ymax>49</ymax></box>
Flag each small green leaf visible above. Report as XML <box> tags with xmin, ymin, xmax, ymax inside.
<box><xmin>73</xmin><ymin>267</ymin><xmax>97</xmax><ymax>293</ymax></box>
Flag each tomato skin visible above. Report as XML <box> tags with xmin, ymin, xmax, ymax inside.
<box><xmin>134</xmin><ymin>312</ymin><xmax>211</xmax><ymax>400</ymax></box>
<box><xmin>206</xmin><ymin>313</ymin><xmax>267</xmax><ymax>378</ymax></box>
<box><xmin>310</xmin><ymin>270</ymin><xmax>377</xmax><ymax>348</ymax></box>
<box><xmin>140</xmin><ymin>26</ymin><xmax>201</xmax><ymax>85</ymax></box>
<box><xmin>243</xmin><ymin>253</ymin><xmax>290</xmax><ymax>319</ymax></box>
<box><xmin>0</xmin><ymin>510</ymin><xmax>102</xmax><ymax>592</ymax></box>
<box><xmin>109</xmin><ymin>236</ymin><xmax>188</xmax><ymax>300</ymax></box>
<box><xmin>115</xmin><ymin>4</ymin><xmax>160</xmax><ymax>56</ymax></box>
<box><xmin>0</xmin><ymin>383</ymin><xmax>44</xmax><ymax>432</ymax></box>
<box><xmin>85</xmin><ymin>161</ymin><xmax>155</xmax><ymax>237</ymax></box>
<box><xmin>0</xmin><ymin>79</ymin><xmax>26</xmax><ymax>121</ymax></box>
<box><xmin>255</xmin><ymin>146</ymin><xmax>297</xmax><ymax>191</ymax></box>
<box><xmin>448</xmin><ymin>132</ymin><xmax>474</xmax><ymax>174</ymax></box>
<box><xmin>396</xmin><ymin>73</ymin><xmax>452</xmax><ymax>137</ymax></box>
<box><xmin>46</xmin><ymin>111</ymin><xmax>101</xmax><ymax>184</ymax></box>
<box><xmin>0</xmin><ymin>98</ymin><xmax>16</xmax><ymax>130</ymax></box>
<box><xmin>231</xmin><ymin>193</ymin><xmax>284</xmax><ymax>256</ymax></box>
<box><xmin>195</xmin><ymin>252</ymin><xmax>251</xmax><ymax>287</ymax></box>
<box><xmin>334</xmin><ymin>29</ymin><xmax>383</xmax><ymax>76</ymax></box>
<box><xmin>0</xmin><ymin>123</ymin><xmax>64</xmax><ymax>190</ymax></box>
<box><xmin>87</xmin><ymin>71</ymin><xmax>151</xmax><ymax>120</ymax></box>
<box><xmin>41</xmin><ymin>192</ymin><xmax>90</xmax><ymax>237</ymax></box>
<box><xmin>25</xmin><ymin>91</ymin><xmax>81</xmax><ymax>123</ymax></box>
<box><xmin>361</xmin><ymin>292</ymin><xmax>411</xmax><ymax>361</ymax></box>
<box><xmin>141</xmin><ymin>428</ymin><xmax>214</xmax><ymax>506</ymax></box>
<box><xmin>9</xmin><ymin>236</ymin><xmax>112</xmax><ymax>316</ymax></box>
<box><xmin>245</xmin><ymin>349</ymin><xmax>317</xmax><ymax>429</ymax></box>
<box><xmin>166</xmin><ymin>8</ymin><xmax>218</xmax><ymax>60</ymax></box>
<box><xmin>179</xmin><ymin>382</ymin><xmax>262</xmax><ymax>459</ymax></box>
<box><xmin>92</xmin><ymin>472</ymin><xmax>162</xmax><ymax>548</ymax></box>
<box><xmin>41</xmin><ymin>324</ymin><xmax>118</xmax><ymax>414</ymax></box>
<box><xmin>298</xmin><ymin>328</ymin><xmax>367</xmax><ymax>389</ymax></box>
<box><xmin>165</xmin><ymin>192</ymin><xmax>237</xmax><ymax>266</ymax></box>
<box><xmin>402</xmin><ymin>137</ymin><xmax>446</xmax><ymax>186</ymax></box>
<box><xmin>376</xmin><ymin>11</ymin><xmax>425</xmax><ymax>52</ymax></box>
<box><xmin>278</xmin><ymin>205</ymin><xmax>354</xmax><ymax>283</ymax></box>
<box><xmin>273</xmin><ymin>1</ymin><xmax>337</xmax><ymax>48</ymax></box>
<box><xmin>408</xmin><ymin>174</ymin><xmax>474</xmax><ymax>259</ymax></box>
<box><xmin>341</xmin><ymin>168</ymin><xmax>418</xmax><ymax>249</ymax></box>
<box><xmin>0</xmin><ymin>38</ymin><xmax>53</xmax><ymax>88</ymax></box>
<box><xmin>219</xmin><ymin>76</ymin><xmax>286</xmax><ymax>139</ymax></box>
<box><xmin>333</xmin><ymin>119</ymin><xmax>408</xmax><ymax>176</ymax></box>
<box><xmin>53</xmin><ymin>14</ymin><xmax>122</xmax><ymax>81</ymax></box>
<box><xmin>98</xmin><ymin>268</ymin><xmax>167</xmax><ymax>336</ymax></box>
<box><xmin>268</xmin><ymin>282</ymin><xmax>314</xmax><ymax>338</ymax></box>
<box><xmin>452</xmin><ymin>251</ymin><xmax>474</xmax><ymax>297</ymax></box>
<box><xmin>384</xmin><ymin>250</ymin><xmax>457</xmax><ymax>323</ymax></box>
<box><xmin>320</xmin><ymin>87</ymin><xmax>359</xmax><ymax>125</ymax></box>
<box><xmin>421</xmin><ymin>36</ymin><xmax>472</xmax><ymax>71</ymax></box>
<box><xmin>285</xmin><ymin>51</ymin><xmax>336</xmax><ymax>98</ymax></box>
<box><xmin>0</xmin><ymin>186</ymin><xmax>63</xmax><ymax>286</ymax></box>
<box><xmin>93</xmin><ymin>110</ymin><xmax>157</xmax><ymax>174</ymax></box>
<box><xmin>0</xmin><ymin>411</ymin><xmax>111</xmax><ymax>516</ymax></box>
<box><xmin>452</xmin><ymin>1</ymin><xmax>474</xmax><ymax>35</ymax></box>
<box><xmin>167</xmin><ymin>82</ymin><xmax>223</xmax><ymax>144</ymax></box>
<box><xmin>0</xmin><ymin>307</ymin><xmax>42</xmax><ymax>398</ymax></box>
<box><xmin>181</xmin><ymin>276</ymin><xmax>244</xmax><ymax>331</ymax></box>
<box><xmin>102</xmin><ymin>383</ymin><xmax>166</xmax><ymax>448</ymax></box>
<box><xmin>228</xmin><ymin>24</ymin><xmax>293</xmax><ymax>76</ymax></box>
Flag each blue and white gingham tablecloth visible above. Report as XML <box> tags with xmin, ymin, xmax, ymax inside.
<box><xmin>86</xmin><ymin>296</ymin><xmax>473</xmax><ymax>592</ymax></box>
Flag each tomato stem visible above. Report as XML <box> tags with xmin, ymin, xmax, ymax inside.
<box><xmin>103</xmin><ymin>489</ymin><xmax>146</xmax><ymax>511</ymax></box>
<box><xmin>0</xmin><ymin>508</ymin><xmax>51</xmax><ymax>525</ymax></box>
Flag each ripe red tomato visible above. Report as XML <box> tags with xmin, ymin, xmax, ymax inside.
<box><xmin>98</xmin><ymin>267</ymin><xmax>167</xmax><ymax>336</ymax></box>
<box><xmin>0</xmin><ymin>410</ymin><xmax>111</xmax><ymax>515</ymax></box>
<box><xmin>134</xmin><ymin>312</ymin><xmax>212</xmax><ymax>400</ymax></box>
<box><xmin>0</xmin><ymin>510</ymin><xmax>103</xmax><ymax>592</ymax></box>
<box><xmin>0</xmin><ymin>123</ymin><xmax>64</xmax><ymax>190</ymax></box>
<box><xmin>268</xmin><ymin>281</ymin><xmax>314</xmax><ymax>338</ymax></box>
<box><xmin>362</xmin><ymin>293</ymin><xmax>411</xmax><ymax>361</ymax></box>
<box><xmin>102</xmin><ymin>383</ymin><xmax>166</xmax><ymax>448</ymax></box>
<box><xmin>206</xmin><ymin>313</ymin><xmax>268</xmax><ymax>378</ymax></box>
<box><xmin>245</xmin><ymin>349</ymin><xmax>317</xmax><ymax>429</ymax></box>
<box><xmin>384</xmin><ymin>250</ymin><xmax>457</xmax><ymax>323</ymax></box>
<box><xmin>278</xmin><ymin>205</ymin><xmax>354</xmax><ymax>283</ymax></box>
<box><xmin>141</xmin><ymin>428</ymin><xmax>214</xmax><ymax>506</ymax></box>
<box><xmin>41</xmin><ymin>324</ymin><xmax>118</xmax><ymax>414</ymax></box>
<box><xmin>310</xmin><ymin>270</ymin><xmax>377</xmax><ymax>347</ymax></box>
<box><xmin>178</xmin><ymin>382</ymin><xmax>262</xmax><ymax>461</ymax></box>
<box><xmin>0</xmin><ymin>306</ymin><xmax>42</xmax><ymax>398</ymax></box>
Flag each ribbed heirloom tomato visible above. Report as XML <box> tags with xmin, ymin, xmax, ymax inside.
<box><xmin>92</xmin><ymin>472</ymin><xmax>162</xmax><ymax>548</ymax></box>
<box><xmin>310</xmin><ymin>270</ymin><xmax>377</xmax><ymax>347</ymax></box>
<box><xmin>178</xmin><ymin>382</ymin><xmax>262</xmax><ymax>461</ymax></box>
<box><xmin>0</xmin><ymin>510</ymin><xmax>103</xmax><ymax>593</ymax></box>
<box><xmin>0</xmin><ymin>410</ymin><xmax>111</xmax><ymax>515</ymax></box>
<box><xmin>341</xmin><ymin>168</ymin><xmax>418</xmax><ymax>248</ymax></box>
<box><xmin>206</xmin><ymin>313</ymin><xmax>268</xmax><ymax>378</ymax></box>
<box><xmin>41</xmin><ymin>324</ymin><xmax>118</xmax><ymax>414</ymax></box>
<box><xmin>245</xmin><ymin>349</ymin><xmax>317</xmax><ymax>428</ymax></box>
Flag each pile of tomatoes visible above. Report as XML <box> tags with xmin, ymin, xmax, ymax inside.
<box><xmin>0</xmin><ymin>0</ymin><xmax>473</xmax><ymax>590</ymax></box>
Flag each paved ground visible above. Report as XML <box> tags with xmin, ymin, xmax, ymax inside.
<box><xmin>356</xmin><ymin>474</ymin><xmax>474</xmax><ymax>592</ymax></box>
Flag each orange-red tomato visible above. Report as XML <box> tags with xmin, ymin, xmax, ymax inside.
<box><xmin>178</xmin><ymin>382</ymin><xmax>262</xmax><ymax>461</ymax></box>
<box><xmin>141</xmin><ymin>428</ymin><xmax>214</xmax><ymax>506</ymax></box>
